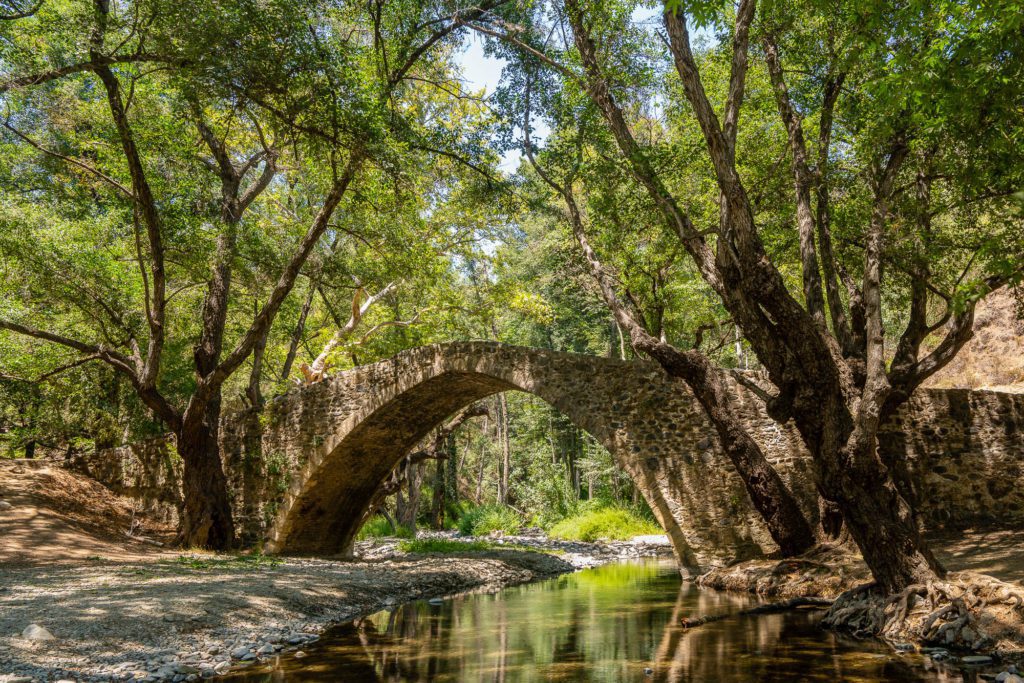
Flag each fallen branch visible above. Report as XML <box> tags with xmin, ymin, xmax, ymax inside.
<box><xmin>741</xmin><ymin>596</ymin><xmax>834</xmax><ymax>614</ymax></box>
<box><xmin>122</xmin><ymin>531</ymin><xmax>165</xmax><ymax>547</ymax></box>
<box><xmin>680</xmin><ymin>596</ymin><xmax>834</xmax><ymax>628</ymax></box>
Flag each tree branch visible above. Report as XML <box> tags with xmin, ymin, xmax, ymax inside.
<box><xmin>206</xmin><ymin>154</ymin><xmax>363</xmax><ymax>390</ymax></box>
<box><xmin>2</xmin><ymin>120</ymin><xmax>134</xmax><ymax>198</ymax></box>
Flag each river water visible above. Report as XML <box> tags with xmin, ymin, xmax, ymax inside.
<box><xmin>223</xmin><ymin>559</ymin><xmax>993</xmax><ymax>682</ymax></box>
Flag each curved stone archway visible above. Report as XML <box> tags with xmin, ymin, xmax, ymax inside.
<box><xmin>216</xmin><ymin>342</ymin><xmax>809</xmax><ymax>573</ymax></box>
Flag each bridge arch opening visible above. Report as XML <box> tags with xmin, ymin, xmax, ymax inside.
<box><xmin>267</xmin><ymin>371</ymin><xmax>520</xmax><ymax>555</ymax></box>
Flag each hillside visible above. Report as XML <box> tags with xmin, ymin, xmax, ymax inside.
<box><xmin>925</xmin><ymin>289</ymin><xmax>1024</xmax><ymax>392</ymax></box>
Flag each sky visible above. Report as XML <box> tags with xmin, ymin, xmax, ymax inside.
<box><xmin>453</xmin><ymin>6</ymin><xmax>669</xmax><ymax>174</ymax></box>
<box><xmin>457</xmin><ymin>33</ymin><xmax>527</xmax><ymax>173</ymax></box>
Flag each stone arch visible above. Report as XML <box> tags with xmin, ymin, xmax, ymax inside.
<box><xmin>246</xmin><ymin>342</ymin><xmax>798</xmax><ymax>572</ymax></box>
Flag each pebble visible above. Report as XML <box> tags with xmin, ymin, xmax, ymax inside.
<box><xmin>996</xmin><ymin>674</ymin><xmax>1024</xmax><ymax>683</ymax></box>
<box><xmin>0</xmin><ymin>500</ymin><xmax>12</xmax><ymax>510</ymax></box>
<box><xmin>22</xmin><ymin>623</ymin><xmax>56</xmax><ymax>640</ymax></box>
<box><xmin>962</xmin><ymin>655</ymin><xmax>995</xmax><ymax>665</ymax></box>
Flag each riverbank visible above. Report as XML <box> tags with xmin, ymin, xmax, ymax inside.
<box><xmin>0</xmin><ymin>548</ymin><xmax>580</xmax><ymax>683</ymax></box>
<box><xmin>696</xmin><ymin>531</ymin><xmax>1024</xmax><ymax>660</ymax></box>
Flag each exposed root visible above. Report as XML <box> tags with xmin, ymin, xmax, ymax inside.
<box><xmin>823</xmin><ymin>572</ymin><xmax>1024</xmax><ymax>654</ymax></box>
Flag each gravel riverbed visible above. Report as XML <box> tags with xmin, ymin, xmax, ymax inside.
<box><xmin>0</xmin><ymin>535</ymin><xmax>672</xmax><ymax>682</ymax></box>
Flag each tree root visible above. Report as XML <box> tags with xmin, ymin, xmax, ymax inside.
<box><xmin>822</xmin><ymin>572</ymin><xmax>1024</xmax><ymax>654</ymax></box>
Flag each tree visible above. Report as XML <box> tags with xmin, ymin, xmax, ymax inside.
<box><xmin>0</xmin><ymin>0</ymin><xmax>504</xmax><ymax>547</ymax></box>
<box><xmin>474</xmin><ymin>0</ymin><xmax>1024</xmax><ymax>592</ymax></box>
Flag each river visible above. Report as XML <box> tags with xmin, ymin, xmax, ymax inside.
<box><xmin>222</xmin><ymin>559</ymin><xmax>994</xmax><ymax>681</ymax></box>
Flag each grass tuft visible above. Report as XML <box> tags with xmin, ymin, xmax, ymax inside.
<box><xmin>397</xmin><ymin>538</ymin><xmax>560</xmax><ymax>556</ymax></box>
<box><xmin>171</xmin><ymin>553</ymin><xmax>283</xmax><ymax>571</ymax></box>
<box><xmin>356</xmin><ymin>515</ymin><xmax>414</xmax><ymax>540</ymax></box>
<box><xmin>398</xmin><ymin>538</ymin><xmax>493</xmax><ymax>553</ymax></box>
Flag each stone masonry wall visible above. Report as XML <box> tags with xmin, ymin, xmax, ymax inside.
<box><xmin>88</xmin><ymin>343</ymin><xmax>1024</xmax><ymax>572</ymax></box>
<box><xmin>70</xmin><ymin>436</ymin><xmax>182</xmax><ymax>526</ymax></box>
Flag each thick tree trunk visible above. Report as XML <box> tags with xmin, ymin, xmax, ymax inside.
<box><xmin>831</xmin><ymin>476</ymin><xmax>940</xmax><ymax>593</ymax></box>
<box><xmin>636</xmin><ymin>340</ymin><xmax>816</xmax><ymax>557</ymax></box>
<box><xmin>176</xmin><ymin>398</ymin><xmax>235</xmax><ymax>550</ymax></box>
<box><xmin>807</xmin><ymin>403</ymin><xmax>944</xmax><ymax>593</ymax></box>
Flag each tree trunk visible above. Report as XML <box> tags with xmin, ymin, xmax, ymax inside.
<box><xmin>809</xmin><ymin>408</ymin><xmax>944</xmax><ymax>593</ymax></box>
<box><xmin>246</xmin><ymin>320</ymin><xmax>268</xmax><ymax>409</ymax></box>
<box><xmin>430</xmin><ymin>457</ymin><xmax>445</xmax><ymax>529</ymax></box>
<box><xmin>176</xmin><ymin>398</ymin><xmax>235</xmax><ymax>550</ymax></box>
<box><xmin>445</xmin><ymin>434</ymin><xmax>458</xmax><ymax>512</ymax></box>
<box><xmin>476</xmin><ymin>415</ymin><xmax>488</xmax><ymax>502</ymax></box>
<box><xmin>636</xmin><ymin>340</ymin><xmax>816</xmax><ymax>557</ymax></box>
<box><xmin>280</xmin><ymin>283</ymin><xmax>316</xmax><ymax>381</ymax></box>
<box><xmin>395</xmin><ymin>460</ymin><xmax>423</xmax><ymax>530</ymax></box>
<box><xmin>497</xmin><ymin>393</ymin><xmax>511</xmax><ymax>505</ymax></box>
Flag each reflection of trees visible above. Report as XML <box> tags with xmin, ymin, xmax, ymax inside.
<box><xmin>651</xmin><ymin>584</ymin><xmax>963</xmax><ymax>682</ymax></box>
<box><xmin>251</xmin><ymin>563</ymin><xmax>964</xmax><ymax>683</ymax></box>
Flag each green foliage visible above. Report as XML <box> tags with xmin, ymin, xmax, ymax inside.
<box><xmin>398</xmin><ymin>538</ymin><xmax>559</xmax><ymax>555</ymax></box>
<box><xmin>398</xmin><ymin>538</ymin><xmax>494</xmax><ymax>553</ymax></box>
<box><xmin>457</xmin><ymin>504</ymin><xmax>522</xmax><ymax>537</ymax></box>
<box><xmin>548</xmin><ymin>503</ymin><xmax>662</xmax><ymax>542</ymax></box>
<box><xmin>171</xmin><ymin>553</ymin><xmax>283</xmax><ymax>571</ymax></box>
<box><xmin>355</xmin><ymin>515</ymin><xmax>414</xmax><ymax>540</ymax></box>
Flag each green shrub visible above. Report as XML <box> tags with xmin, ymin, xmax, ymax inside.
<box><xmin>398</xmin><ymin>538</ymin><xmax>493</xmax><ymax>553</ymax></box>
<box><xmin>355</xmin><ymin>515</ymin><xmax>414</xmax><ymax>540</ymax></box>
<box><xmin>457</xmin><ymin>504</ymin><xmax>522</xmax><ymax>536</ymax></box>
<box><xmin>548</xmin><ymin>505</ymin><xmax>661</xmax><ymax>542</ymax></box>
<box><xmin>398</xmin><ymin>538</ymin><xmax>556</xmax><ymax>556</ymax></box>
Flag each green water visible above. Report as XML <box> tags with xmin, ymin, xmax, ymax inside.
<box><xmin>224</xmin><ymin>560</ymin><xmax>993</xmax><ymax>682</ymax></box>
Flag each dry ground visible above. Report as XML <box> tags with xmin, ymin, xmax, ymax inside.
<box><xmin>0</xmin><ymin>459</ymin><xmax>176</xmax><ymax>566</ymax></box>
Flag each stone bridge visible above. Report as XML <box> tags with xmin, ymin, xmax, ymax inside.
<box><xmin>79</xmin><ymin>342</ymin><xmax>1024</xmax><ymax>574</ymax></box>
<box><xmin>221</xmin><ymin>341</ymin><xmax>802</xmax><ymax>572</ymax></box>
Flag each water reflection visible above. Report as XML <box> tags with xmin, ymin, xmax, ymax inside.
<box><xmin>224</xmin><ymin>560</ymin><xmax>990</xmax><ymax>682</ymax></box>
